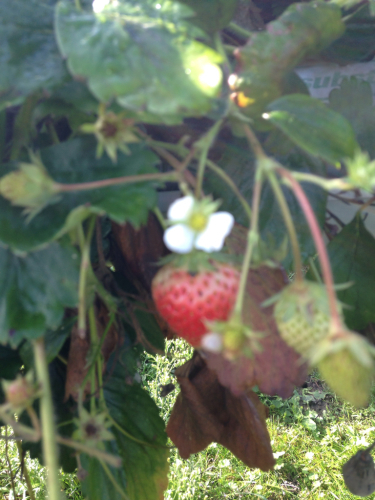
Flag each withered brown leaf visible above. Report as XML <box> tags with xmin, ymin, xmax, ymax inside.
<box><xmin>204</xmin><ymin>226</ymin><xmax>308</xmax><ymax>399</ymax></box>
<box><xmin>166</xmin><ymin>353</ymin><xmax>275</xmax><ymax>471</ymax></box>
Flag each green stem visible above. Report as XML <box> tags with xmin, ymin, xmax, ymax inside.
<box><xmin>227</xmin><ymin>22</ymin><xmax>253</xmax><ymax>40</ymax></box>
<box><xmin>81</xmin><ymin>312</ymin><xmax>115</xmax><ymax>395</ymax></box>
<box><xmin>88</xmin><ymin>306</ymin><xmax>105</xmax><ymax>408</ymax></box>
<box><xmin>107</xmin><ymin>414</ymin><xmax>169</xmax><ymax>449</ymax></box>
<box><xmin>267</xmin><ymin>171</ymin><xmax>303</xmax><ymax>282</ymax></box>
<box><xmin>56</xmin><ymin>436</ymin><xmax>121</xmax><ymax>468</ymax></box>
<box><xmin>33</xmin><ymin>338</ymin><xmax>61</xmax><ymax>500</ymax></box>
<box><xmin>206</xmin><ymin>159</ymin><xmax>252</xmax><ymax>222</ymax></box>
<box><xmin>100</xmin><ymin>460</ymin><xmax>129</xmax><ymax>500</ymax></box>
<box><xmin>16</xmin><ymin>441</ymin><xmax>36</xmax><ymax>500</ymax></box>
<box><xmin>56</xmin><ymin>172</ymin><xmax>176</xmax><ymax>193</ymax></box>
<box><xmin>77</xmin><ymin>217</ymin><xmax>97</xmax><ymax>338</ymax></box>
<box><xmin>153</xmin><ymin>207</ymin><xmax>167</xmax><ymax>230</ymax></box>
<box><xmin>276</xmin><ymin>166</ymin><xmax>342</xmax><ymax>331</ymax></box>
<box><xmin>287</xmin><ymin>171</ymin><xmax>352</xmax><ymax>191</ymax></box>
<box><xmin>234</xmin><ymin>167</ymin><xmax>263</xmax><ymax>316</ymax></box>
<box><xmin>195</xmin><ymin>120</ymin><xmax>223</xmax><ymax>199</ymax></box>
<box><xmin>242</xmin><ymin>124</ymin><xmax>267</xmax><ymax>160</ymax></box>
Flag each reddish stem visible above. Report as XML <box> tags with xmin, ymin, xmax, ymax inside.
<box><xmin>55</xmin><ymin>171</ymin><xmax>176</xmax><ymax>192</ymax></box>
<box><xmin>277</xmin><ymin>166</ymin><xmax>342</xmax><ymax>330</ymax></box>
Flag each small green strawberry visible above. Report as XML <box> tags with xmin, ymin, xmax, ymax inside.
<box><xmin>274</xmin><ymin>281</ymin><xmax>341</xmax><ymax>358</ymax></box>
<box><xmin>311</xmin><ymin>329</ymin><xmax>375</xmax><ymax>408</ymax></box>
<box><xmin>152</xmin><ymin>262</ymin><xmax>240</xmax><ymax>347</ymax></box>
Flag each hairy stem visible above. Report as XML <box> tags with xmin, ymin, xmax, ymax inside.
<box><xmin>56</xmin><ymin>172</ymin><xmax>176</xmax><ymax>193</ymax></box>
<box><xmin>267</xmin><ymin>171</ymin><xmax>303</xmax><ymax>282</ymax></box>
<box><xmin>206</xmin><ymin>159</ymin><xmax>252</xmax><ymax>222</ymax></box>
<box><xmin>276</xmin><ymin>166</ymin><xmax>342</xmax><ymax>330</ymax></box>
<box><xmin>16</xmin><ymin>441</ymin><xmax>36</xmax><ymax>500</ymax></box>
<box><xmin>33</xmin><ymin>338</ymin><xmax>61</xmax><ymax>500</ymax></box>
<box><xmin>77</xmin><ymin>217</ymin><xmax>96</xmax><ymax>338</ymax></box>
<box><xmin>56</xmin><ymin>436</ymin><xmax>121</xmax><ymax>468</ymax></box>
<box><xmin>234</xmin><ymin>167</ymin><xmax>263</xmax><ymax>316</ymax></box>
<box><xmin>195</xmin><ymin>120</ymin><xmax>223</xmax><ymax>199</ymax></box>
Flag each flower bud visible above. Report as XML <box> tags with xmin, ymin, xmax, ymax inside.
<box><xmin>0</xmin><ymin>157</ymin><xmax>59</xmax><ymax>212</ymax></box>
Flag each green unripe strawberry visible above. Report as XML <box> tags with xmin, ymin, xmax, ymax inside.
<box><xmin>274</xmin><ymin>281</ymin><xmax>340</xmax><ymax>358</ymax></box>
<box><xmin>313</xmin><ymin>331</ymin><xmax>374</xmax><ymax>408</ymax></box>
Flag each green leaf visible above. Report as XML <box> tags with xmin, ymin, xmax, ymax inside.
<box><xmin>231</xmin><ymin>2</ymin><xmax>344</xmax><ymax>124</ymax></box>
<box><xmin>0</xmin><ymin>0</ymin><xmax>68</xmax><ymax>110</ymax></box>
<box><xmin>266</xmin><ymin>94</ymin><xmax>359</xmax><ymax>163</ymax></box>
<box><xmin>20</xmin><ymin>317</ymin><xmax>76</xmax><ymax>368</ymax></box>
<box><xmin>328</xmin><ymin>77</ymin><xmax>375</xmax><ymax>159</ymax></box>
<box><xmin>81</xmin><ymin>352</ymin><xmax>169</xmax><ymax>500</ymax></box>
<box><xmin>0</xmin><ymin>137</ymin><xmax>159</xmax><ymax>251</ymax></box>
<box><xmin>55</xmin><ymin>1</ymin><xmax>223</xmax><ymax>124</ymax></box>
<box><xmin>177</xmin><ymin>0</ymin><xmax>237</xmax><ymax>34</ymax></box>
<box><xmin>0</xmin><ymin>241</ymin><xmax>79</xmax><ymax>347</ymax></box>
<box><xmin>327</xmin><ymin>215</ymin><xmax>375</xmax><ymax>330</ymax></box>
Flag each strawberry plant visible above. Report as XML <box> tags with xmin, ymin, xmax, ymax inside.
<box><xmin>2</xmin><ymin>0</ymin><xmax>375</xmax><ymax>498</ymax></box>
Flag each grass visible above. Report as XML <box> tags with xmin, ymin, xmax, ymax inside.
<box><xmin>1</xmin><ymin>338</ymin><xmax>375</xmax><ymax>499</ymax></box>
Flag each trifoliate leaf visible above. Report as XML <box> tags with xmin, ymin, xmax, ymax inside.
<box><xmin>55</xmin><ymin>1</ymin><xmax>222</xmax><ymax>124</ymax></box>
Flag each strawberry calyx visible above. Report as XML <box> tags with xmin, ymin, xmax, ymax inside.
<box><xmin>203</xmin><ymin>315</ymin><xmax>264</xmax><ymax>359</ymax></box>
<box><xmin>157</xmin><ymin>248</ymin><xmax>239</xmax><ymax>275</ymax></box>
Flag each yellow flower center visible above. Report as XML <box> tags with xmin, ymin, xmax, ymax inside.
<box><xmin>188</xmin><ymin>213</ymin><xmax>208</xmax><ymax>232</ymax></box>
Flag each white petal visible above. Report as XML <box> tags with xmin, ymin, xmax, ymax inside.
<box><xmin>163</xmin><ymin>224</ymin><xmax>195</xmax><ymax>253</ymax></box>
<box><xmin>200</xmin><ymin>332</ymin><xmax>223</xmax><ymax>352</ymax></box>
<box><xmin>167</xmin><ymin>196</ymin><xmax>194</xmax><ymax>221</ymax></box>
<box><xmin>195</xmin><ymin>212</ymin><xmax>234</xmax><ymax>252</ymax></box>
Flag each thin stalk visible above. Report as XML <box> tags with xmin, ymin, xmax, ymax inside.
<box><xmin>5</xmin><ymin>427</ymin><xmax>17</xmax><ymax>500</ymax></box>
<box><xmin>195</xmin><ymin>120</ymin><xmax>223</xmax><ymax>199</ymax></box>
<box><xmin>153</xmin><ymin>207</ymin><xmax>167</xmax><ymax>230</ymax></box>
<box><xmin>33</xmin><ymin>338</ymin><xmax>61</xmax><ymax>500</ymax></box>
<box><xmin>56</xmin><ymin>436</ymin><xmax>121</xmax><ymax>468</ymax></box>
<box><xmin>234</xmin><ymin>167</ymin><xmax>263</xmax><ymax>316</ymax></box>
<box><xmin>107</xmin><ymin>414</ymin><xmax>169</xmax><ymax>449</ymax></box>
<box><xmin>206</xmin><ymin>159</ymin><xmax>252</xmax><ymax>222</ymax></box>
<box><xmin>288</xmin><ymin>171</ymin><xmax>352</xmax><ymax>191</ymax></box>
<box><xmin>267</xmin><ymin>171</ymin><xmax>303</xmax><ymax>282</ymax></box>
<box><xmin>276</xmin><ymin>166</ymin><xmax>342</xmax><ymax>330</ymax></box>
<box><xmin>100</xmin><ymin>460</ymin><xmax>129</xmax><ymax>500</ymax></box>
<box><xmin>56</xmin><ymin>172</ymin><xmax>176</xmax><ymax>193</ymax></box>
<box><xmin>77</xmin><ymin>217</ymin><xmax>96</xmax><ymax>338</ymax></box>
<box><xmin>81</xmin><ymin>313</ymin><xmax>115</xmax><ymax>393</ymax></box>
<box><xmin>88</xmin><ymin>306</ymin><xmax>105</xmax><ymax>408</ymax></box>
<box><xmin>227</xmin><ymin>22</ymin><xmax>253</xmax><ymax>40</ymax></box>
<box><xmin>16</xmin><ymin>441</ymin><xmax>36</xmax><ymax>500</ymax></box>
<box><xmin>242</xmin><ymin>124</ymin><xmax>267</xmax><ymax>160</ymax></box>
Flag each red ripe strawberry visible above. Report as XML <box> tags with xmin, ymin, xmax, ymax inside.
<box><xmin>152</xmin><ymin>262</ymin><xmax>240</xmax><ymax>347</ymax></box>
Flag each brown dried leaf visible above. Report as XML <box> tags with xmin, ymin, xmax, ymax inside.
<box><xmin>166</xmin><ymin>353</ymin><xmax>275</xmax><ymax>471</ymax></box>
<box><xmin>205</xmin><ymin>226</ymin><xmax>308</xmax><ymax>398</ymax></box>
<box><xmin>111</xmin><ymin>212</ymin><xmax>168</xmax><ymax>293</ymax></box>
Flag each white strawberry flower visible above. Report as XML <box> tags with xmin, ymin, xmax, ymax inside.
<box><xmin>163</xmin><ymin>195</ymin><xmax>234</xmax><ymax>254</ymax></box>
